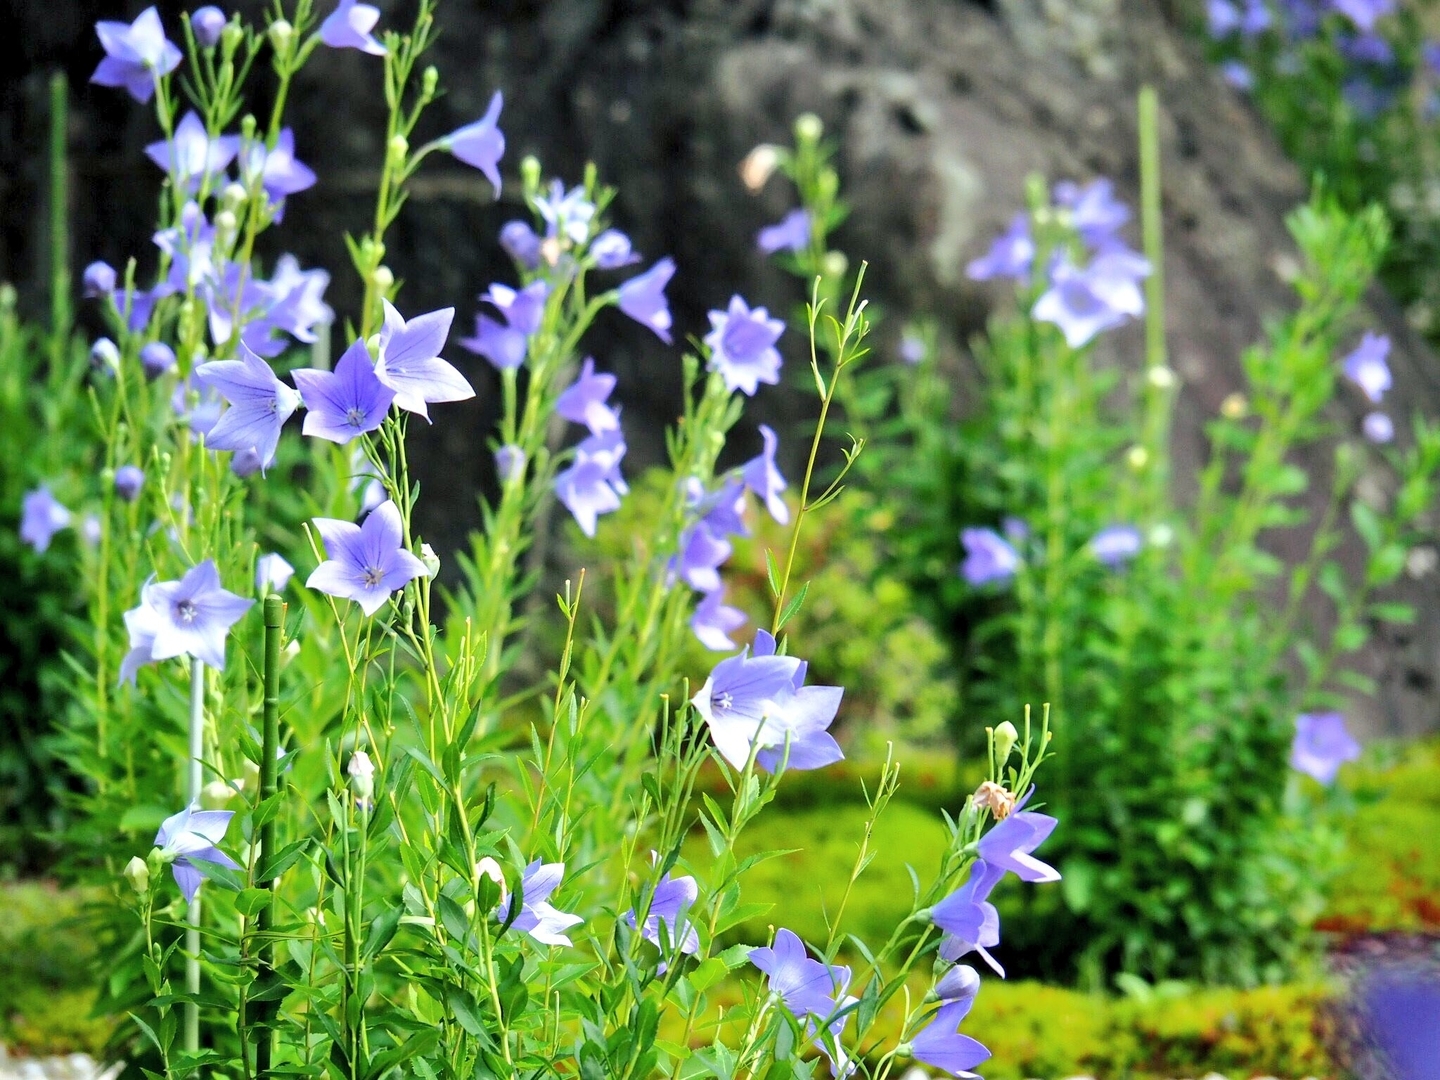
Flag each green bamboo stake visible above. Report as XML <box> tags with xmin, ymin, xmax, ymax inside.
<box><xmin>48</xmin><ymin>72</ymin><xmax>71</xmax><ymax>366</ymax></box>
<box><xmin>185</xmin><ymin>658</ymin><xmax>205</xmax><ymax>1053</ymax></box>
<box><xmin>1137</xmin><ymin>85</ymin><xmax>1173</xmax><ymax>517</ymax></box>
<box><xmin>256</xmin><ymin>594</ymin><xmax>284</xmax><ymax>1079</ymax></box>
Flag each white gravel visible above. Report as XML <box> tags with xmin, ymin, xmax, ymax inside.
<box><xmin>0</xmin><ymin>1047</ymin><xmax>121</xmax><ymax>1080</ymax></box>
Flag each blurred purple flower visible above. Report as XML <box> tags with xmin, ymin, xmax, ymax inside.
<box><xmin>155</xmin><ymin>803</ymin><xmax>241</xmax><ymax>903</ymax></box>
<box><xmin>899</xmin><ymin>333</ymin><xmax>926</xmax><ymax>365</ymax></box>
<box><xmin>141</xmin><ymin>341</ymin><xmax>176</xmax><ymax>380</ymax></box>
<box><xmin>675</xmin><ymin>523</ymin><xmax>732</xmax><ymax>593</ymax></box>
<box><xmin>934</xmin><ymin>861</ymin><xmax>1006</xmax><ymax>976</ymax></box>
<box><xmin>115</xmin><ymin>465</ymin><xmax>145</xmax><ymax>502</ymax></box>
<box><xmin>1053</xmin><ymin>178</ymin><xmax>1130</xmax><ymax>248</ymax></box>
<box><xmin>145</xmin><ymin>111</ymin><xmax>239</xmax><ymax>191</ymax></box>
<box><xmin>757</xmin><ymin>209</ymin><xmax>812</xmax><ymax>255</ymax></box>
<box><xmin>1340</xmin><ymin>31</ymin><xmax>1395</xmax><ymax>65</ymax></box>
<box><xmin>1343</xmin><ymin>332</ymin><xmax>1392</xmax><ymax>402</ymax></box>
<box><xmin>91</xmin><ymin>7</ymin><xmax>181</xmax><ymax>103</ymax></box>
<box><xmin>20</xmin><ymin>487</ymin><xmax>72</xmax><ymax>553</ymax></box>
<box><xmin>172</xmin><ymin>373</ymin><xmax>223</xmax><ymax>439</ymax></box>
<box><xmin>966</xmin><ymin>213</ymin><xmax>1034</xmax><ymax>282</ymax></box>
<box><xmin>1290</xmin><ymin>712</ymin><xmax>1361</xmax><ymax>783</ymax></box>
<box><xmin>1330</xmin><ymin>0</ymin><xmax>1394</xmax><ymax>32</ymax></box>
<box><xmin>555</xmin><ymin>435</ymin><xmax>627</xmax><ymax>536</ymax></box>
<box><xmin>555</xmin><ymin>357</ymin><xmax>619</xmax><ymax>435</ymax></box>
<box><xmin>500</xmin><ymin>220</ymin><xmax>542</xmax><ymax>268</ymax></box>
<box><xmin>294</xmin><ymin>338</ymin><xmax>394</xmax><ymax>445</ymax></box>
<box><xmin>445</xmin><ymin>91</ymin><xmax>505</xmax><ymax>196</ymax></box>
<box><xmin>1208</xmin><ymin>0</ymin><xmax>1242</xmax><ymax>35</ymax></box>
<box><xmin>320</xmin><ymin>0</ymin><xmax>386</xmax><ymax>54</ymax></box>
<box><xmin>510</xmin><ymin>860</ymin><xmax>583</xmax><ymax>946</ymax></box>
<box><xmin>705</xmin><ymin>295</ymin><xmax>784</xmax><ymax>396</ymax></box>
<box><xmin>256</xmin><ymin>553</ymin><xmax>294</xmax><ymax>593</ymax></box>
<box><xmin>961</xmin><ymin>527</ymin><xmax>1020</xmax><ymax>586</ymax></box>
<box><xmin>495</xmin><ymin>444</ymin><xmax>527</xmax><ymax>484</ymax></box>
<box><xmin>1364</xmin><ymin>412</ymin><xmax>1394</xmax><ymax>444</ymax></box>
<box><xmin>307</xmin><ymin>500</ymin><xmax>427</xmax><ymax>616</ymax></box>
<box><xmin>535</xmin><ymin>180</ymin><xmax>596</xmax><ymax>245</ymax></box>
<box><xmin>459</xmin><ymin>282</ymin><xmax>548</xmax><ymax>371</ymax></box>
<box><xmin>191</xmin><ymin>6</ymin><xmax>226</xmax><ymax>48</ymax></box>
<box><xmin>692</xmin><ymin>588</ymin><xmax>748</xmax><ymax>651</ymax></box>
<box><xmin>196</xmin><ymin>342</ymin><xmax>302</xmax><ymax>468</ymax></box>
<box><xmin>624</xmin><ymin>871</ymin><xmax>700</xmax><ymax>956</ymax></box>
<box><xmin>741</xmin><ymin>424</ymin><xmax>789</xmax><ymax>525</ymax></box>
<box><xmin>375</xmin><ymin>301</ymin><xmax>473</xmax><ymax>418</ymax></box>
<box><xmin>1424</xmin><ymin>41</ymin><xmax>1440</xmax><ymax>76</ymax></box>
<box><xmin>617</xmin><ymin>258</ymin><xmax>676</xmax><ymax>343</ymax></box>
<box><xmin>83</xmin><ymin>261</ymin><xmax>116</xmax><ymax>298</ymax></box>
<box><xmin>909</xmin><ymin>968</ymin><xmax>991</xmax><ymax>1080</ymax></box>
<box><xmin>1090</xmin><ymin>524</ymin><xmax>1142</xmax><ymax>566</ymax></box>
<box><xmin>1221</xmin><ymin>60</ymin><xmax>1255</xmax><ymax>90</ymax></box>
<box><xmin>231</xmin><ymin>448</ymin><xmax>263</xmax><ymax>478</ymax></box>
<box><xmin>1032</xmin><ymin>252</ymin><xmax>1147</xmax><ymax>347</ymax></box>
<box><xmin>591</xmin><ymin>228</ymin><xmax>640</xmax><ymax>269</ymax></box>
<box><xmin>243</xmin><ymin>129</ymin><xmax>317</xmax><ymax>212</ymax></box>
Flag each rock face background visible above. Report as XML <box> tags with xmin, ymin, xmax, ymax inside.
<box><xmin>4</xmin><ymin>0</ymin><xmax>1439</xmax><ymax>737</ymax></box>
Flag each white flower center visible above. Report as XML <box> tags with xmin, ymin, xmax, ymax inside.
<box><xmin>362</xmin><ymin>565</ymin><xmax>384</xmax><ymax>588</ymax></box>
<box><xmin>714</xmin><ymin>691</ymin><xmax>733</xmax><ymax>714</ymax></box>
<box><xmin>346</xmin><ymin>406</ymin><xmax>366</xmax><ymax>427</ymax></box>
<box><xmin>175</xmin><ymin>599</ymin><xmax>198</xmax><ymax>624</ymax></box>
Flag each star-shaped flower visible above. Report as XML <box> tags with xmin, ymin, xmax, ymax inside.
<box><xmin>154</xmin><ymin>803</ymin><xmax>242</xmax><ymax>903</ymax></box>
<box><xmin>293</xmin><ymin>338</ymin><xmax>395</xmax><ymax>444</ymax></box>
<box><xmin>307</xmin><ymin>500</ymin><xmax>427</xmax><ymax>616</ymax></box>
<box><xmin>374</xmin><ymin>301</ymin><xmax>473</xmax><ymax>419</ymax></box>
<box><xmin>90</xmin><ymin>7</ymin><xmax>181</xmax><ymax>103</ymax></box>
<box><xmin>704</xmin><ymin>296</ymin><xmax>784</xmax><ymax>396</ymax></box>
<box><xmin>196</xmin><ymin>343</ymin><xmax>302</xmax><ymax>468</ymax></box>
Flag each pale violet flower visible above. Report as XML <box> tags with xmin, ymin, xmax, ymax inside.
<box><xmin>1342</xmin><ymin>332</ymin><xmax>1392</xmax><ymax>403</ymax></box>
<box><xmin>961</xmin><ymin>528</ymin><xmax>1019</xmax><ymax>586</ymax></box>
<box><xmin>1290</xmin><ymin>712</ymin><xmax>1361</xmax><ymax>784</ymax></box>
<box><xmin>154</xmin><ymin>803</ymin><xmax>241</xmax><ymax>903</ymax></box>
<box><xmin>510</xmin><ymin>860</ymin><xmax>583</xmax><ymax>946</ymax></box>
<box><xmin>307</xmin><ymin>500</ymin><xmax>427</xmax><ymax>617</ymax></box>
<box><xmin>704</xmin><ymin>296</ymin><xmax>784</xmax><ymax>396</ymax></box>
<box><xmin>256</xmin><ymin>553</ymin><xmax>295</xmax><ymax>593</ymax></box>
<box><xmin>20</xmin><ymin>486</ymin><xmax>72</xmax><ymax>553</ymax></box>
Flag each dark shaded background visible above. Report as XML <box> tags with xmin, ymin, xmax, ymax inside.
<box><xmin>4</xmin><ymin>0</ymin><xmax>1440</xmax><ymax>737</ymax></box>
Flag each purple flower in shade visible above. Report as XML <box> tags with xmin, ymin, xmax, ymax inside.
<box><xmin>1340</xmin><ymin>31</ymin><xmax>1395</xmax><ymax>65</ymax></box>
<box><xmin>933</xmin><ymin>861</ymin><xmax>1007</xmax><ymax>976</ymax></box>
<box><xmin>692</xmin><ymin>630</ymin><xmax>843</xmax><ymax>772</ymax></box>
<box><xmin>555</xmin><ymin>433</ymin><xmax>628</xmax><ymax>536</ymax></box>
<box><xmin>1360</xmin><ymin>970</ymin><xmax>1440</xmax><ymax>1078</ymax></box>
<box><xmin>1330</xmin><ymin>0</ymin><xmax>1393</xmax><ymax>31</ymax></box>
<box><xmin>20</xmin><ymin>487</ymin><xmax>72</xmax><ymax>553</ymax></box>
<box><xmin>960</xmin><ymin>527</ymin><xmax>1020</xmax><ymax>586</ymax></box>
<box><xmin>908</xmin><ymin>967</ymin><xmax>991</xmax><ymax>1079</ymax></box>
<box><xmin>306</xmin><ymin>500</ymin><xmax>427</xmax><ymax>617</ymax></box>
<box><xmin>704</xmin><ymin>296</ymin><xmax>785</xmax><ymax>396</ymax></box>
<box><xmin>1221</xmin><ymin>60</ymin><xmax>1255</xmax><ymax>90</ymax></box>
<box><xmin>1343</xmin><ymin>332</ymin><xmax>1392</xmax><ymax>403</ymax></box>
<box><xmin>114</xmin><ymin>465</ymin><xmax>144</xmax><ymax>502</ymax></box>
<box><xmin>293</xmin><ymin>338</ymin><xmax>395</xmax><ymax>445</ymax></box>
<box><xmin>624</xmin><ymin>871</ymin><xmax>701</xmax><ymax>957</ymax></box>
<box><xmin>256</xmin><ymin>553</ymin><xmax>294</xmax><ymax>593</ymax></box>
<box><xmin>145</xmin><ymin>111</ymin><xmax>239</xmax><ymax>190</ymax></box>
<box><xmin>172</xmin><ymin>374</ymin><xmax>222</xmax><ymax>439</ymax></box>
<box><xmin>509</xmin><ymin>860</ymin><xmax>583</xmax><ymax>947</ymax></box>
<box><xmin>459</xmin><ymin>281</ymin><xmax>546</xmax><ymax>372</ymax></box>
<box><xmin>1364</xmin><ymin>412</ymin><xmax>1395</xmax><ymax>444</ymax></box>
<box><xmin>196</xmin><ymin>342</ymin><xmax>302</xmax><ymax>468</ymax></box>
<box><xmin>675</xmin><ymin>523</ymin><xmax>733</xmax><ymax>593</ymax></box>
<box><xmin>693</xmin><ymin>478</ymin><xmax>750</xmax><ymax>541</ymax></box>
<box><xmin>1053</xmin><ymin>178</ymin><xmax>1131</xmax><ymax>249</ymax></box>
<box><xmin>900</xmin><ymin>334</ymin><xmax>926</xmax><ymax>365</ymax></box>
<box><xmin>137</xmin><ymin>560</ymin><xmax>254</xmax><ymax>671</ymax></box>
<box><xmin>140</xmin><ymin>342</ymin><xmax>176</xmax><ymax>380</ymax></box>
<box><xmin>1290</xmin><ymin>712</ymin><xmax>1361</xmax><ymax>784</ymax></box>
<box><xmin>555</xmin><ymin>357</ymin><xmax>620</xmax><ymax>435</ymax></box>
<box><xmin>1208</xmin><ymin>0</ymin><xmax>1242</xmax><ymax>35</ymax></box>
<box><xmin>83</xmin><ymin>261</ymin><xmax>116</xmax><ymax>298</ymax></box>
<box><xmin>976</xmin><ymin>789</ymin><xmax>1060</xmax><ymax>883</ymax></box>
<box><xmin>1032</xmin><ymin>257</ymin><xmax>1131</xmax><ymax>348</ymax></box>
<box><xmin>591</xmin><ymin>229</ymin><xmax>640</xmax><ymax>269</ymax></box>
<box><xmin>1342</xmin><ymin>77</ymin><xmax>1393</xmax><ymax>120</ymax></box>
<box><xmin>191</xmin><ymin>6</ymin><xmax>226</xmax><ymax>48</ymax></box>
<box><xmin>1283</xmin><ymin>0</ymin><xmax>1322</xmax><ymax>37</ymax></box>
<box><xmin>617</xmin><ymin>258</ymin><xmax>676</xmax><ymax>344</ymax></box>
<box><xmin>1424</xmin><ymin>40</ymin><xmax>1440</xmax><ymax>76</ymax></box>
<box><xmin>495</xmin><ymin>444</ymin><xmax>527</xmax><ymax>484</ymax></box>
<box><xmin>154</xmin><ymin>803</ymin><xmax>242</xmax><ymax>903</ymax></box>
<box><xmin>692</xmin><ymin>588</ymin><xmax>748</xmax><ymax>651</ymax></box>
<box><xmin>242</xmin><ymin>129</ymin><xmax>317</xmax><ymax>211</ymax></box>
<box><xmin>320</xmin><ymin>0</ymin><xmax>386</xmax><ymax>54</ymax></box>
<box><xmin>741</xmin><ymin>424</ymin><xmax>789</xmax><ymax>525</ymax></box>
<box><xmin>444</xmin><ymin>91</ymin><xmax>505</xmax><ymax>196</ymax></box>
<box><xmin>1240</xmin><ymin>0</ymin><xmax>1272</xmax><ymax>34</ymax></box>
<box><xmin>90</xmin><ymin>7</ymin><xmax>181</xmax><ymax>103</ymax></box>
<box><xmin>249</xmin><ymin>255</ymin><xmax>333</xmax><ymax>352</ymax></box>
<box><xmin>374</xmin><ymin>301</ymin><xmax>473</xmax><ymax>419</ymax></box>
<box><xmin>750</xmin><ymin>928</ymin><xmax>848</xmax><ymax>1020</ymax></box>
<box><xmin>535</xmin><ymin>181</ymin><xmax>596</xmax><ymax>245</ymax></box>
<box><xmin>1090</xmin><ymin>524</ymin><xmax>1142</xmax><ymax>566</ymax></box>
<box><xmin>500</xmin><ymin>220</ymin><xmax>543</xmax><ymax>268</ymax></box>
<box><xmin>966</xmin><ymin>212</ymin><xmax>1035</xmax><ymax>282</ymax></box>
<box><xmin>757</xmin><ymin>209</ymin><xmax>812</xmax><ymax>256</ymax></box>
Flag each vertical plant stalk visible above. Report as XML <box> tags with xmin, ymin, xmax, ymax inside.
<box><xmin>186</xmin><ymin>656</ymin><xmax>205</xmax><ymax>1053</ymax></box>
<box><xmin>49</xmin><ymin>72</ymin><xmax>70</xmax><ymax>363</ymax></box>
<box><xmin>1137</xmin><ymin>86</ymin><xmax>1172</xmax><ymax>519</ymax></box>
<box><xmin>255</xmin><ymin>595</ymin><xmax>283</xmax><ymax>1079</ymax></box>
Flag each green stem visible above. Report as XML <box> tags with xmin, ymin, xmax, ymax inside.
<box><xmin>48</xmin><ymin>73</ymin><xmax>70</xmax><ymax>361</ymax></box>
<box><xmin>254</xmin><ymin>596</ymin><xmax>283</xmax><ymax>1079</ymax></box>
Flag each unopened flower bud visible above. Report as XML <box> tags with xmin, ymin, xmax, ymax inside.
<box><xmin>475</xmin><ymin>856</ymin><xmax>508</xmax><ymax>907</ymax></box>
<box><xmin>91</xmin><ymin>337</ymin><xmax>120</xmax><ymax>373</ymax></box>
<box><xmin>817</xmin><ymin>169</ymin><xmax>840</xmax><ymax>204</ymax></box>
<box><xmin>200</xmin><ymin>779</ymin><xmax>233</xmax><ymax>809</ymax></box>
<box><xmin>221</xmin><ymin>19</ymin><xmax>244</xmax><ymax>52</ymax></box>
<box><xmin>795</xmin><ymin>113</ymin><xmax>824</xmax><ymax>143</ymax></box>
<box><xmin>124</xmin><ymin>855</ymin><xmax>150</xmax><ymax>895</ymax></box>
<box><xmin>738</xmin><ymin>144</ymin><xmax>781</xmax><ymax>192</ymax></box>
<box><xmin>1126</xmin><ymin>445</ymin><xmax>1149</xmax><ymax>471</ymax></box>
<box><xmin>993</xmin><ymin>720</ymin><xmax>1018</xmax><ymax>763</ymax></box>
<box><xmin>365</xmin><ymin>333</ymin><xmax>382</xmax><ymax>358</ymax></box>
<box><xmin>83</xmin><ymin>261</ymin><xmax>117</xmax><ymax>298</ymax></box>
<box><xmin>422</xmin><ymin>65</ymin><xmax>439</xmax><ymax>97</ymax></box>
<box><xmin>371</xmin><ymin>265</ymin><xmax>394</xmax><ymax>291</ymax></box>
<box><xmin>420</xmin><ymin>542</ymin><xmax>440</xmax><ymax>579</ymax></box>
<box><xmin>1147</xmin><ymin>365</ymin><xmax>1176</xmax><ymax>390</ymax></box>
<box><xmin>0</xmin><ymin>284</ymin><xmax>16</xmax><ymax>311</ymax></box>
<box><xmin>347</xmin><ymin>750</ymin><xmax>375</xmax><ymax>810</ymax></box>
<box><xmin>520</xmin><ymin>155</ymin><xmax>542</xmax><ymax>192</ymax></box>
<box><xmin>823</xmin><ymin>250</ymin><xmax>848</xmax><ymax>279</ymax></box>
<box><xmin>1220</xmin><ymin>392</ymin><xmax>1248</xmax><ymax>420</ymax></box>
<box><xmin>283</xmin><ymin>638</ymin><xmax>301</xmax><ymax>665</ymax></box>
<box><xmin>222</xmin><ymin>182</ymin><xmax>247</xmax><ymax>209</ymax></box>
<box><xmin>191</xmin><ymin>6</ymin><xmax>227</xmax><ymax>49</ymax></box>
<box><xmin>540</xmin><ymin>236</ymin><xmax>563</xmax><ymax>266</ymax></box>
<box><xmin>387</xmin><ymin>134</ymin><xmax>409</xmax><ymax>166</ymax></box>
<box><xmin>267</xmin><ymin>19</ymin><xmax>294</xmax><ymax>54</ymax></box>
<box><xmin>114</xmin><ymin>465</ymin><xmax>144</xmax><ymax>502</ymax></box>
<box><xmin>214</xmin><ymin>209</ymin><xmax>237</xmax><ymax>236</ymax></box>
<box><xmin>973</xmin><ymin>780</ymin><xmax>1016</xmax><ymax>820</ymax></box>
<box><xmin>1148</xmin><ymin>522</ymin><xmax>1175</xmax><ymax>548</ymax></box>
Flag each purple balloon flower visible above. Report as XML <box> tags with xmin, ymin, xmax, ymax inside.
<box><xmin>375</xmin><ymin>301</ymin><xmax>473</xmax><ymax>419</ymax></box>
<box><xmin>83</xmin><ymin>261</ymin><xmax>117</xmax><ymax>298</ymax></box>
<box><xmin>966</xmin><ymin>212</ymin><xmax>1035</xmax><ymax>282</ymax></box>
<box><xmin>624</xmin><ymin>871</ymin><xmax>701</xmax><ymax>956</ymax></box>
<box><xmin>1032</xmin><ymin>255</ymin><xmax>1141</xmax><ymax>347</ymax></box>
<box><xmin>933</xmin><ymin>860</ymin><xmax>1006</xmax><ymax>976</ymax></box>
<box><xmin>145</xmin><ymin>111</ymin><xmax>239</xmax><ymax>191</ymax></box>
<box><xmin>293</xmin><ymin>338</ymin><xmax>395</xmax><ymax>445</ymax></box>
<box><xmin>196</xmin><ymin>342</ymin><xmax>302</xmax><ymax>469</ymax></box>
<box><xmin>554</xmin><ymin>433</ymin><xmax>627</xmax><ymax>537</ymax></box>
<box><xmin>1090</xmin><ymin>524</ymin><xmax>1142</xmax><ymax>566</ymax></box>
<box><xmin>509</xmin><ymin>859</ymin><xmax>583</xmax><ymax>947</ymax></box>
<box><xmin>140</xmin><ymin>341</ymin><xmax>176</xmax><ymax>380</ymax></box>
<box><xmin>675</xmin><ymin>523</ymin><xmax>733</xmax><ymax>593</ymax></box>
<box><xmin>1221</xmin><ymin>60</ymin><xmax>1255</xmax><ymax>91</ymax></box>
<box><xmin>495</xmin><ymin>444</ymin><xmax>527</xmax><ymax>485</ymax></box>
<box><xmin>154</xmin><ymin>803</ymin><xmax>242</xmax><ymax>903</ymax></box>
<box><xmin>115</xmin><ymin>465</ymin><xmax>145</xmax><ymax>502</ymax></box>
<box><xmin>173</xmin><ymin>373</ymin><xmax>223</xmax><ymax>439</ymax></box>
<box><xmin>750</xmin><ymin>928</ymin><xmax>849</xmax><ymax>1019</ymax></box>
<box><xmin>90</xmin><ymin>6</ymin><xmax>181</xmax><ymax>103</ymax></box>
<box><xmin>20</xmin><ymin>486</ymin><xmax>72</xmax><ymax>554</ymax></box>
<box><xmin>692</xmin><ymin>588</ymin><xmax>748</xmax><ymax>651</ymax></box>
<box><xmin>1290</xmin><ymin>712</ymin><xmax>1361</xmax><ymax>784</ymax></box>
<box><xmin>976</xmin><ymin>790</ymin><xmax>1060</xmax><ymax>883</ymax></box>
<box><xmin>320</xmin><ymin>0</ymin><xmax>386</xmax><ymax>54</ymax></box>
<box><xmin>124</xmin><ymin>560</ymin><xmax>254</xmax><ymax>674</ymax></box>
<box><xmin>1331</xmin><ymin>0</ymin><xmax>1394</xmax><ymax>32</ymax></box>
<box><xmin>535</xmin><ymin>181</ymin><xmax>596</xmax><ymax>245</ymax></box>
<box><xmin>256</xmin><ymin>553</ymin><xmax>294</xmax><ymax>593</ymax></box>
<box><xmin>243</xmin><ymin>129</ymin><xmax>317</xmax><ymax>211</ymax></box>
<box><xmin>1053</xmin><ymin>177</ymin><xmax>1131</xmax><ymax>249</ymax></box>
<box><xmin>741</xmin><ymin>424</ymin><xmax>790</xmax><ymax>525</ymax></box>
<box><xmin>909</xmin><ymin>966</ymin><xmax>991</xmax><ymax>1079</ymax></box>
<box><xmin>555</xmin><ymin>357</ymin><xmax>620</xmax><ymax>435</ymax></box>
<box><xmin>704</xmin><ymin>296</ymin><xmax>784</xmax><ymax>396</ymax></box>
<box><xmin>1364</xmin><ymin>412</ymin><xmax>1395</xmax><ymax>444</ymax></box>
<box><xmin>500</xmin><ymin>220</ymin><xmax>543</xmax><ymax>268</ymax></box>
<box><xmin>591</xmin><ymin>228</ymin><xmax>640</xmax><ymax>269</ymax></box>
<box><xmin>459</xmin><ymin>281</ymin><xmax>551</xmax><ymax>371</ymax></box>
<box><xmin>1343</xmin><ymin>332</ymin><xmax>1392</xmax><ymax>403</ymax></box>
<box><xmin>307</xmin><ymin>500</ymin><xmax>427</xmax><ymax>617</ymax></box>
<box><xmin>757</xmin><ymin>209</ymin><xmax>812</xmax><ymax>256</ymax></box>
<box><xmin>961</xmin><ymin>527</ymin><xmax>1020</xmax><ymax>586</ymax></box>
<box><xmin>1208</xmin><ymin>0</ymin><xmax>1243</xmax><ymax>35</ymax></box>
<box><xmin>445</xmin><ymin>91</ymin><xmax>505</xmax><ymax>196</ymax></box>
<box><xmin>617</xmin><ymin>258</ymin><xmax>676</xmax><ymax>344</ymax></box>
<box><xmin>191</xmin><ymin>6</ymin><xmax>227</xmax><ymax>48</ymax></box>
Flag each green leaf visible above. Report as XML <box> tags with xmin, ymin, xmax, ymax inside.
<box><xmin>1351</xmin><ymin>500</ymin><xmax>1382</xmax><ymax>550</ymax></box>
<box><xmin>445</xmin><ymin>987</ymin><xmax>485</xmax><ymax>1038</ymax></box>
<box><xmin>688</xmin><ymin>958</ymin><xmax>728</xmax><ymax>993</ymax></box>
<box><xmin>234</xmin><ymin>887</ymin><xmax>273</xmax><ymax>917</ymax></box>
<box><xmin>362</xmin><ymin>906</ymin><xmax>403</xmax><ymax>961</ymax></box>
<box><xmin>765</xmin><ymin>549</ymin><xmax>783</xmax><ymax>600</ymax></box>
<box><xmin>775</xmin><ymin>582</ymin><xmax>810</xmax><ymax>633</ymax></box>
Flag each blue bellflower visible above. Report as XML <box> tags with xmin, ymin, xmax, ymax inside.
<box><xmin>555</xmin><ymin>358</ymin><xmax>620</xmax><ymax>435</ymax></box>
<box><xmin>122</xmin><ymin>560</ymin><xmax>254</xmax><ymax>676</ymax></box>
<box><xmin>115</xmin><ymin>465</ymin><xmax>145</xmax><ymax>502</ymax></box>
<box><xmin>1342</xmin><ymin>332</ymin><xmax>1392</xmax><ymax>403</ymax></box>
<box><xmin>976</xmin><ymin>789</ymin><xmax>1061</xmax><ymax>883</ymax></box>
<box><xmin>704</xmin><ymin>296</ymin><xmax>785</xmax><ymax>396</ymax></box>
<box><xmin>555</xmin><ymin>435</ymin><xmax>628</xmax><ymax>536</ymax></box>
<box><xmin>445</xmin><ymin>91</ymin><xmax>505</xmax><ymax>196</ymax></box>
<box><xmin>909</xmin><ymin>966</ymin><xmax>991</xmax><ymax>1079</ymax></box>
<box><xmin>1089</xmin><ymin>524</ymin><xmax>1142</xmax><ymax>566</ymax></box>
<box><xmin>1053</xmin><ymin>178</ymin><xmax>1131</xmax><ymax>249</ymax></box>
<box><xmin>242</xmin><ymin>129</ymin><xmax>317</xmax><ymax>215</ymax></box>
<box><xmin>293</xmin><ymin>338</ymin><xmax>395</xmax><ymax>444</ymax></box>
<box><xmin>591</xmin><ymin>229</ymin><xmax>640</xmax><ymax>269</ymax></box>
<box><xmin>459</xmin><ymin>282</ymin><xmax>549</xmax><ymax>371</ymax></box>
<box><xmin>191</xmin><ymin>6</ymin><xmax>227</xmax><ymax>48</ymax></box>
<box><xmin>1208</xmin><ymin>0</ymin><xmax>1243</xmax><ymax>35</ymax></box>
<box><xmin>83</xmin><ymin>261</ymin><xmax>117</xmax><ymax>298</ymax></box>
<box><xmin>500</xmin><ymin>221</ymin><xmax>543</xmax><ymax>268</ymax></box>
<box><xmin>749</xmin><ymin>928</ymin><xmax>847</xmax><ymax>1019</ymax></box>
<box><xmin>20</xmin><ymin>487</ymin><xmax>72</xmax><ymax>553</ymax></box>
<box><xmin>1221</xmin><ymin>61</ymin><xmax>1255</xmax><ymax>90</ymax></box>
<box><xmin>510</xmin><ymin>860</ymin><xmax>584</xmax><ymax>946</ymax></box>
<box><xmin>966</xmin><ymin>212</ymin><xmax>1035</xmax><ymax>282</ymax></box>
<box><xmin>1363</xmin><ymin>412</ymin><xmax>1394</xmax><ymax>444</ymax></box>
<box><xmin>535</xmin><ymin>181</ymin><xmax>596</xmax><ymax>245</ymax></box>
<box><xmin>757</xmin><ymin>209</ymin><xmax>812</xmax><ymax>255</ymax></box>
<box><xmin>741</xmin><ymin>424</ymin><xmax>790</xmax><ymax>525</ymax></box>
<box><xmin>495</xmin><ymin>444</ymin><xmax>527</xmax><ymax>485</ymax></box>
<box><xmin>961</xmin><ymin>527</ymin><xmax>1020</xmax><ymax>586</ymax></box>
<box><xmin>617</xmin><ymin>258</ymin><xmax>676</xmax><ymax>343</ymax></box>
<box><xmin>692</xmin><ymin>589</ymin><xmax>748</xmax><ymax>651</ymax></box>
<box><xmin>1290</xmin><ymin>712</ymin><xmax>1361</xmax><ymax>784</ymax></box>
<box><xmin>624</xmin><ymin>871</ymin><xmax>701</xmax><ymax>957</ymax></box>
<box><xmin>145</xmin><ymin>111</ymin><xmax>239</xmax><ymax>191</ymax></box>
<box><xmin>256</xmin><ymin>553</ymin><xmax>295</xmax><ymax>593</ymax></box>
<box><xmin>320</xmin><ymin>0</ymin><xmax>387</xmax><ymax>54</ymax></box>
<box><xmin>154</xmin><ymin>803</ymin><xmax>242</xmax><ymax>903</ymax></box>
<box><xmin>91</xmin><ymin>7</ymin><xmax>181</xmax><ymax>103</ymax></box>
<box><xmin>675</xmin><ymin>522</ymin><xmax>732</xmax><ymax>593</ymax></box>
<box><xmin>196</xmin><ymin>342</ymin><xmax>302</xmax><ymax>468</ymax></box>
<box><xmin>375</xmin><ymin>301</ymin><xmax>474</xmax><ymax>418</ymax></box>
<box><xmin>933</xmin><ymin>860</ymin><xmax>1006</xmax><ymax>975</ymax></box>
<box><xmin>307</xmin><ymin>500</ymin><xmax>428</xmax><ymax>616</ymax></box>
